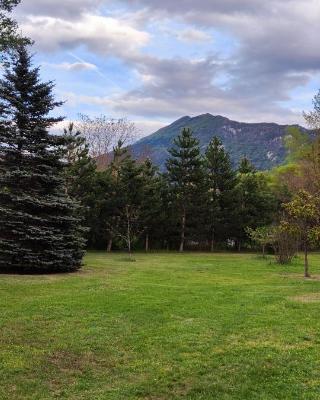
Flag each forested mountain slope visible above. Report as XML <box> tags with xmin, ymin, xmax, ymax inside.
<box><xmin>131</xmin><ymin>113</ymin><xmax>309</xmax><ymax>170</ymax></box>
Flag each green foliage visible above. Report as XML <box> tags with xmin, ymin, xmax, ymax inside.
<box><xmin>166</xmin><ymin>128</ymin><xmax>206</xmax><ymax>251</ymax></box>
<box><xmin>63</xmin><ymin>122</ymin><xmax>96</xmax><ymax>201</ymax></box>
<box><xmin>283</xmin><ymin>190</ymin><xmax>320</xmax><ymax>244</ymax></box>
<box><xmin>204</xmin><ymin>136</ymin><xmax>238</xmax><ymax>248</ymax></box>
<box><xmin>140</xmin><ymin>158</ymin><xmax>164</xmax><ymax>250</ymax></box>
<box><xmin>232</xmin><ymin>165</ymin><xmax>277</xmax><ymax>249</ymax></box>
<box><xmin>281</xmin><ymin>190</ymin><xmax>320</xmax><ymax>276</ymax></box>
<box><xmin>111</xmin><ymin>152</ymin><xmax>146</xmax><ymax>253</ymax></box>
<box><xmin>238</xmin><ymin>156</ymin><xmax>256</xmax><ymax>173</ymax></box>
<box><xmin>0</xmin><ymin>46</ymin><xmax>85</xmax><ymax>273</ymax></box>
<box><xmin>0</xmin><ymin>0</ymin><xmax>31</xmax><ymax>59</ymax></box>
<box><xmin>284</xmin><ymin>126</ymin><xmax>312</xmax><ymax>162</ymax></box>
<box><xmin>246</xmin><ymin>225</ymin><xmax>275</xmax><ymax>254</ymax></box>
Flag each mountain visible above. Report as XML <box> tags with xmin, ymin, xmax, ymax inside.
<box><xmin>131</xmin><ymin>113</ymin><xmax>309</xmax><ymax>170</ymax></box>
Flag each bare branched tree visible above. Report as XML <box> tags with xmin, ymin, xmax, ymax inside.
<box><xmin>303</xmin><ymin>90</ymin><xmax>320</xmax><ymax>132</ymax></box>
<box><xmin>75</xmin><ymin>114</ymin><xmax>138</xmax><ymax>160</ymax></box>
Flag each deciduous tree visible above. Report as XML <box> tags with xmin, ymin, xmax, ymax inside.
<box><xmin>282</xmin><ymin>190</ymin><xmax>320</xmax><ymax>277</ymax></box>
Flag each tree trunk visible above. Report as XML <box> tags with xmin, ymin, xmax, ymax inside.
<box><xmin>107</xmin><ymin>237</ymin><xmax>112</xmax><ymax>252</ymax></box>
<box><xmin>128</xmin><ymin>239</ymin><xmax>132</xmax><ymax>259</ymax></box>
<box><xmin>262</xmin><ymin>244</ymin><xmax>265</xmax><ymax>258</ymax></box>
<box><xmin>238</xmin><ymin>240</ymin><xmax>241</xmax><ymax>252</ymax></box>
<box><xmin>126</xmin><ymin>206</ymin><xmax>132</xmax><ymax>259</ymax></box>
<box><xmin>179</xmin><ymin>210</ymin><xmax>186</xmax><ymax>252</ymax></box>
<box><xmin>210</xmin><ymin>228</ymin><xmax>215</xmax><ymax>252</ymax></box>
<box><xmin>304</xmin><ymin>242</ymin><xmax>310</xmax><ymax>278</ymax></box>
<box><xmin>145</xmin><ymin>233</ymin><xmax>149</xmax><ymax>252</ymax></box>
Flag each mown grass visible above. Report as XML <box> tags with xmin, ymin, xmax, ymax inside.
<box><xmin>1</xmin><ymin>252</ymin><xmax>320</xmax><ymax>399</ymax></box>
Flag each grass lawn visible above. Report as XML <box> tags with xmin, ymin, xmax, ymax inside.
<box><xmin>1</xmin><ymin>252</ymin><xmax>320</xmax><ymax>399</ymax></box>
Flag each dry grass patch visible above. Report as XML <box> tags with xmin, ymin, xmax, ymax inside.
<box><xmin>280</xmin><ymin>273</ymin><xmax>320</xmax><ymax>281</ymax></box>
<box><xmin>289</xmin><ymin>293</ymin><xmax>320</xmax><ymax>303</ymax></box>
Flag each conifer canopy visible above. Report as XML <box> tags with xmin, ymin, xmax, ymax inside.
<box><xmin>0</xmin><ymin>46</ymin><xmax>85</xmax><ymax>273</ymax></box>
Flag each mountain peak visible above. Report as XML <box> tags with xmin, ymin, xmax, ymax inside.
<box><xmin>131</xmin><ymin>114</ymin><xmax>309</xmax><ymax>171</ymax></box>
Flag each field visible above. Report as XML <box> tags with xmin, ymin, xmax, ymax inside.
<box><xmin>1</xmin><ymin>252</ymin><xmax>320</xmax><ymax>399</ymax></box>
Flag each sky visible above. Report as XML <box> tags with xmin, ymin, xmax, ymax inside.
<box><xmin>13</xmin><ymin>0</ymin><xmax>320</xmax><ymax>136</ymax></box>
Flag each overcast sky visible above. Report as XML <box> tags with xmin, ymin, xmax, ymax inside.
<box><xmin>13</xmin><ymin>0</ymin><xmax>320</xmax><ymax>135</ymax></box>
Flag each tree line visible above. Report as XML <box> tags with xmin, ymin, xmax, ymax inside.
<box><xmin>1</xmin><ymin>0</ymin><xmax>320</xmax><ymax>276</ymax></box>
<box><xmin>1</xmin><ymin>42</ymin><xmax>320</xmax><ymax>275</ymax></box>
<box><xmin>68</xmin><ymin>126</ymin><xmax>277</xmax><ymax>255</ymax></box>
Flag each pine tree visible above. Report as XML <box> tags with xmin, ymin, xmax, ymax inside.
<box><xmin>234</xmin><ymin>158</ymin><xmax>276</xmax><ymax>250</ymax></box>
<box><xmin>63</xmin><ymin>122</ymin><xmax>96</xmax><ymax>201</ymax></box>
<box><xmin>238</xmin><ymin>156</ymin><xmax>256</xmax><ymax>174</ymax></box>
<box><xmin>166</xmin><ymin>128</ymin><xmax>204</xmax><ymax>252</ymax></box>
<box><xmin>0</xmin><ymin>46</ymin><xmax>85</xmax><ymax>273</ymax></box>
<box><xmin>107</xmin><ymin>151</ymin><xmax>145</xmax><ymax>257</ymax></box>
<box><xmin>0</xmin><ymin>1</ymin><xmax>31</xmax><ymax>60</ymax></box>
<box><xmin>141</xmin><ymin>158</ymin><xmax>162</xmax><ymax>251</ymax></box>
<box><xmin>104</xmin><ymin>140</ymin><xmax>130</xmax><ymax>252</ymax></box>
<box><xmin>205</xmin><ymin>137</ymin><xmax>237</xmax><ymax>250</ymax></box>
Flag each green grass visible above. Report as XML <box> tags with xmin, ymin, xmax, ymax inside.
<box><xmin>2</xmin><ymin>252</ymin><xmax>320</xmax><ymax>399</ymax></box>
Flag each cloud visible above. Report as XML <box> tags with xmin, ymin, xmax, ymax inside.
<box><xmin>20</xmin><ymin>14</ymin><xmax>150</xmax><ymax>57</ymax></box>
<box><xmin>118</xmin><ymin>0</ymin><xmax>296</xmax><ymax>17</ymax></box>
<box><xmin>16</xmin><ymin>0</ymin><xmax>104</xmax><ymax>18</ymax></box>
<box><xmin>45</xmin><ymin>61</ymin><xmax>98</xmax><ymax>72</ymax></box>
<box><xmin>58</xmin><ymin>54</ymin><xmax>303</xmax><ymax>125</ymax></box>
<box><xmin>104</xmin><ymin>0</ymin><xmax>319</xmax><ymax>125</ymax></box>
<box><xmin>176</xmin><ymin>28</ymin><xmax>212</xmax><ymax>43</ymax></box>
<box><xmin>14</xmin><ymin>0</ymin><xmax>320</xmax><ymax>130</ymax></box>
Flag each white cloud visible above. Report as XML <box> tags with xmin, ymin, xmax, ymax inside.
<box><xmin>177</xmin><ymin>28</ymin><xmax>212</xmax><ymax>43</ymax></box>
<box><xmin>134</xmin><ymin>119</ymin><xmax>168</xmax><ymax>136</ymax></box>
<box><xmin>45</xmin><ymin>61</ymin><xmax>98</xmax><ymax>72</ymax></box>
<box><xmin>20</xmin><ymin>14</ymin><xmax>150</xmax><ymax>57</ymax></box>
<box><xmin>14</xmin><ymin>0</ymin><xmax>320</xmax><ymax>128</ymax></box>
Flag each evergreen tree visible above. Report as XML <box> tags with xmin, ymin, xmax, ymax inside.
<box><xmin>104</xmin><ymin>140</ymin><xmax>130</xmax><ymax>252</ymax></box>
<box><xmin>87</xmin><ymin>168</ymin><xmax>114</xmax><ymax>250</ymax></box>
<box><xmin>205</xmin><ymin>137</ymin><xmax>237</xmax><ymax>250</ymax></box>
<box><xmin>107</xmin><ymin>152</ymin><xmax>145</xmax><ymax>257</ymax></box>
<box><xmin>234</xmin><ymin>158</ymin><xmax>276</xmax><ymax>250</ymax></box>
<box><xmin>63</xmin><ymin>122</ymin><xmax>96</xmax><ymax>201</ymax></box>
<box><xmin>141</xmin><ymin>158</ymin><xmax>163</xmax><ymax>251</ymax></box>
<box><xmin>238</xmin><ymin>156</ymin><xmax>256</xmax><ymax>174</ymax></box>
<box><xmin>0</xmin><ymin>1</ymin><xmax>31</xmax><ymax>60</ymax></box>
<box><xmin>0</xmin><ymin>46</ymin><xmax>85</xmax><ymax>273</ymax></box>
<box><xmin>166</xmin><ymin>128</ymin><xmax>205</xmax><ymax>252</ymax></box>
<box><xmin>63</xmin><ymin>123</ymin><xmax>97</xmax><ymax>248</ymax></box>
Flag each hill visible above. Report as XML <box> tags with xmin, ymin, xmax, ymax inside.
<box><xmin>131</xmin><ymin>113</ymin><xmax>309</xmax><ymax>170</ymax></box>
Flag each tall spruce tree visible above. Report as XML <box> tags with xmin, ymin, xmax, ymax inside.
<box><xmin>166</xmin><ymin>128</ymin><xmax>204</xmax><ymax>252</ymax></box>
<box><xmin>205</xmin><ymin>137</ymin><xmax>237</xmax><ymax>250</ymax></box>
<box><xmin>0</xmin><ymin>46</ymin><xmax>85</xmax><ymax>273</ymax></box>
